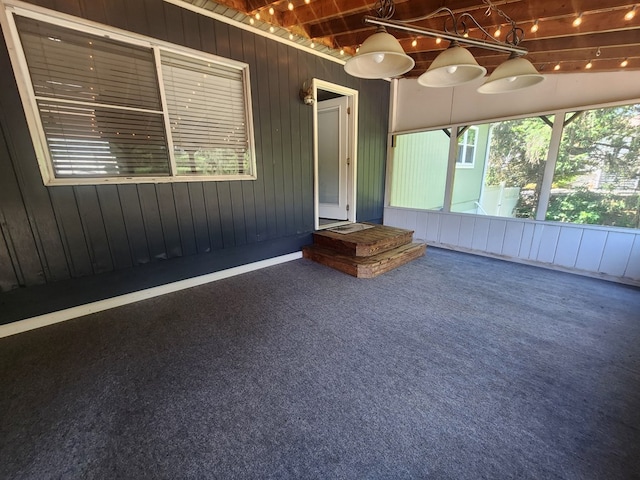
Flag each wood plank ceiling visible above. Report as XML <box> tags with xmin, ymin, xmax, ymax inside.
<box><xmin>181</xmin><ymin>0</ymin><xmax>640</xmax><ymax>77</ymax></box>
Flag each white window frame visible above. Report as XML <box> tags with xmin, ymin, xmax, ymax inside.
<box><xmin>0</xmin><ymin>0</ymin><xmax>257</xmax><ymax>185</ymax></box>
<box><xmin>456</xmin><ymin>126</ymin><xmax>478</xmax><ymax>168</ymax></box>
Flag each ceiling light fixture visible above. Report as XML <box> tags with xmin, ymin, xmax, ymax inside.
<box><xmin>344</xmin><ymin>0</ymin><xmax>543</xmax><ymax>93</ymax></box>
<box><xmin>573</xmin><ymin>13</ymin><xmax>583</xmax><ymax>27</ymax></box>
<box><xmin>625</xmin><ymin>5</ymin><xmax>636</xmax><ymax>20</ymax></box>
<box><xmin>530</xmin><ymin>20</ymin><xmax>539</xmax><ymax>33</ymax></box>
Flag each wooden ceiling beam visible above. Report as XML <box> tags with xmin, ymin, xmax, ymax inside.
<box><xmin>316</xmin><ymin>0</ymin><xmax>639</xmax><ymax>48</ymax></box>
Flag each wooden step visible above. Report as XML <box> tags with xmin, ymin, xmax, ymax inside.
<box><xmin>302</xmin><ymin>242</ymin><xmax>426</xmax><ymax>278</ymax></box>
<box><xmin>312</xmin><ymin>224</ymin><xmax>414</xmax><ymax>257</ymax></box>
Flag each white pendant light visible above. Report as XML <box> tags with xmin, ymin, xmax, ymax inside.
<box><xmin>418</xmin><ymin>44</ymin><xmax>487</xmax><ymax>87</ymax></box>
<box><xmin>477</xmin><ymin>55</ymin><xmax>544</xmax><ymax>94</ymax></box>
<box><xmin>344</xmin><ymin>27</ymin><xmax>415</xmax><ymax>79</ymax></box>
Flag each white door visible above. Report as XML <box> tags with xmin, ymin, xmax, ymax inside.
<box><xmin>317</xmin><ymin>96</ymin><xmax>349</xmax><ymax>220</ymax></box>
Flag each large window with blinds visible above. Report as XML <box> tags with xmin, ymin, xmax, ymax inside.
<box><xmin>2</xmin><ymin>6</ymin><xmax>256</xmax><ymax>184</ymax></box>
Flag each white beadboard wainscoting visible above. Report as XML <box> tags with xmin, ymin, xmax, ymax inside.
<box><xmin>384</xmin><ymin>207</ymin><xmax>640</xmax><ymax>286</ymax></box>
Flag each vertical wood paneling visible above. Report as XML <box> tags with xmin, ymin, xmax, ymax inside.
<box><xmin>216</xmin><ymin>183</ymin><xmax>236</xmax><ymax>247</ymax></box>
<box><xmin>117</xmin><ymin>185</ymin><xmax>150</xmax><ymax>265</ymax></box>
<box><xmin>100</xmin><ymin>0</ymin><xmax>129</xmax><ymax>30</ymax></box>
<box><xmin>0</xmin><ymin>225</ymin><xmax>19</xmax><ymax>291</ymax></box>
<box><xmin>202</xmin><ymin>183</ymin><xmax>224</xmax><ymax>250</ymax></box>
<box><xmin>458</xmin><ymin>215</ymin><xmax>476</xmax><ymax>249</ymax></box>
<box><xmin>415</xmin><ymin>211</ymin><xmax>428</xmax><ymax>241</ymax></box>
<box><xmin>535</xmin><ymin>225</ymin><xmax>561</xmax><ymax>263</ymax></box>
<box><xmin>519</xmin><ymin>222</ymin><xmax>536</xmax><ymax>259</ymax></box>
<box><xmin>298</xmin><ymin>53</ymin><xmax>314</xmax><ymax>231</ymax></box>
<box><xmin>440</xmin><ymin>214</ymin><xmax>461</xmax><ymax>245</ymax></box>
<box><xmin>241</xmin><ymin>30</ymin><xmax>267</xmax><ymax>240</ymax></box>
<box><xmin>124</xmin><ymin>1</ymin><xmax>151</xmax><ymax>37</ymax></box>
<box><xmin>471</xmin><ymin>217</ymin><xmax>490</xmax><ymax>251</ymax></box>
<box><xmin>172</xmin><ymin>184</ymin><xmax>197</xmax><ymax>257</ymax></box>
<box><xmin>137</xmin><ymin>184</ymin><xmax>168</xmax><ymax>260</ymax></box>
<box><xmin>253</xmin><ymin>34</ymin><xmax>277</xmax><ymax>240</ymax></box>
<box><xmin>267</xmin><ymin>47</ymin><xmax>286</xmax><ymax>237</ymax></box>
<box><xmin>277</xmin><ymin>42</ymin><xmax>295</xmax><ymax>236</ymax></box>
<box><xmin>486</xmin><ymin>219</ymin><xmax>506</xmax><ymax>254</ymax></box>
<box><xmin>384</xmin><ymin>207</ymin><xmax>640</xmax><ymax>283</ymax></box>
<box><xmin>49</xmin><ymin>187</ymin><xmax>93</xmax><ymax>277</ymax></box>
<box><xmin>502</xmin><ymin>221</ymin><xmax>524</xmax><ymax>258</ymax></box>
<box><xmin>143</xmin><ymin>0</ymin><xmax>168</xmax><ymax>41</ymax></box>
<box><xmin>229</xmin><ymin>26</ymin><xmax>255</xmax><ymax>243</ymax></box>
<box><xmin>0</xmin><ymin>129</ymin><xmax>43</xmax><ymax>285</ymax></box>
<box><xmin>79</xmin><ymin>0</ymin><xmax>106</xmax><ymax>23</ymax></box>
<box><xmin>554</xmin><ymin>227</ymin><xmax>583</xmax><ymax>268</ymax></box>
<box><xmin>600</xmin><ymin>232</ymin><xmax>635</xmax><ymax>276</ymax></box>
<box><xmin>574</xmin><ymin>229</ymin><xmax>607</xmax><ymax>272</ymax></box>
<box><xmin>75</xmin><ymin>186</ymin><xmax>113</xmax><ymax>274</ymax></box>
<box><xmin>95</xmin><ymin>185</ymin><xmax>133</xmax><ymax>270</ymax></box>
<box><xmin>625</xmin><ymin>237</ymin><xmax>640</xmax><ymax>279</ymax></box>
<box><xmin>425</xmin><ymin>212</ymin><xmax>441</xmax><ymax>243</ymax></box>
<box><xmin>155</xmin><ymin>184</ymin><xmax>182</xmax><ymax>258</ymax></box>
<box><xmin>187</xmin><ymin>184</ymin><xmax>211</xmax><ymax>254</ymax></box>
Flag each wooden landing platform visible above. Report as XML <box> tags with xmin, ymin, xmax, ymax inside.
<box><xmin>302</xmin><ymin>223</ymin><xmax>426</xmax><ymax>278</ymax></box>
<box><xmin>311</xmin><ymin>224</ymin><xmax>414</xmax><ymax>257</ymax></box>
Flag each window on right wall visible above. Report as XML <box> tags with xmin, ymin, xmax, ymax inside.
<box><xmin>547</xmin><ymin>104</ymin><xmax>640</xmax><ymax>229</ymax></box>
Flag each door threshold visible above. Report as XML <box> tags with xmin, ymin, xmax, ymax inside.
<box><xmin>317</xmin><ymin>220</ymin><xmax>351</xmax><ymax>230</ymax></box>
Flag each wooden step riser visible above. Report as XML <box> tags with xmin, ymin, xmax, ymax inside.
<box><xmin>312</xmin><ymin>224</ymin><xmax>415</xmax><ymax>257</ymax></box>
<box><xmin>303</xmin><ymin>243</ymin><xmax>426</xmax><ymax>278</ymax></box>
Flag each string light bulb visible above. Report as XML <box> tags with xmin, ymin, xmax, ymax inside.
<box><xmin>269</xmin><ymin>26</ymin><xmax>275</xmax><ymax>33</ymax></box>
<box><xmin>494</xmin><ymin>25</ymin><xmax>502</xmax><ymax>37</ymax></box>
<box><xmin>305</xmin><ymin>0</ymin><xmax>310</xmax><ymax>3</ymax></box>
<box><xmin>289</xmin><ymin>33</ymin><xmax>294</xmax><ymax>40</ymax></box>
<box><xmin>573</xmin><ymin>13</ymin><xmax>582</xmax><ymax>27</ymax></box>
<box><xmin>249</xmin><ymin>18</ymin><xmax>255</xmax><ymax>25</ymax></box>
<box><xmin>268</xmin><ymin>7</ymin><xmax>274</xmax><ymax>15</ymax></box>
<box><xmin>435</xmin><ymin>37</ymin><xmax>442</xmax><ymax>44</ymax></box>
<box><xmin>255</xmin><ymin>12</ymin><xmax>260</xmax><ymax>20</ymax></box>
<box><xmin>585</xmin><ymin>60</ymin><xmax>592</xmax><ymax>69</ymax></box>
<box><xmin>554</xmin><ymin>63</ymin><xmax>561</xmax><ymax>71</ymax></box>
<box><xmin>531</xmin><ymin>20</ymin><xmax>539</xmax><ymax>33</ymax></box>
<box><xmin>411</xmin><ymin>39</ymin><xmax>417</xmax><ymax>47</ymax></box>
<box><xmin>625</xmin><ymin>5</ymin><xmax>636</xmax><ymax>20</ymax></box>
<box><xmin>621</xmin><ymin>58</ymin><xmax>629</xmax><ymax>67</ymax></box>
<box><xmin>340</xmin><ymin>49</ymin><xmax>344</xmax><ymax>55</ymax></box>
<box><xmin>288</xmin><ymin>2</ymin><xmax>294</xmax><ymax>10</ymax></box>
<box><xmin>310</xmin><ymin>41</ymin><xmax>315</xmax><ymax>48</ymax></box>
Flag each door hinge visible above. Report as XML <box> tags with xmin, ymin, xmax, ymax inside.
<box><xmin>346</xmin><ymin>204</ymin><xmax>350</xmax><ymax>211</ymax></box>
<box><xmin>347</xmin><ymin>107</ymin><xmax>351</xmax><ymax>115</ymax></box>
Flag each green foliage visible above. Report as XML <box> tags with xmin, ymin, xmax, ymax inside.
<box><xmin>546</xmin><ymin>189</ymin><xmax>639</xmax><ymax>228</ymax></box>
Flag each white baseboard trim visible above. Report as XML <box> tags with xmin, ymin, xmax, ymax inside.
<box><xmin>0</xmin><ymin>252</ymin><xmax>303</xmax><ymax>339</ymax></box>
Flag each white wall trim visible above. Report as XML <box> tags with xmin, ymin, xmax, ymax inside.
<box><xmin>0</xmin><ymin>252</ymin><xmax>303</xmax><ymax>339</ymax></box>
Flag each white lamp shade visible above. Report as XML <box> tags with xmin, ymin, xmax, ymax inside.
<box><xmin>477</xmin><ymin>57</ymin><xmax>545</xmax><ymax>94</ymax></box>
<box><xmin>418</xmin><ymin>46</ymin><xmax>487</xmax><ymax>87</ymax></box>
<box><xmin>344</xmin><ymin>30</ymin><xmax>415</xmax><ymax>79</ymax></box>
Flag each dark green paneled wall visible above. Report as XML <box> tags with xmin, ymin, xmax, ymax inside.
<box><xmin>0</xmin><ymin>0</ymin><xmax>390</xmax><ymax>293</ymax></box>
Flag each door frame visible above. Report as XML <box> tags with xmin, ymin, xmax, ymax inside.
<box><xmin>312</xmin><ymin>78</ymin><xmax>358</xmax><ymax>230</ymax></box>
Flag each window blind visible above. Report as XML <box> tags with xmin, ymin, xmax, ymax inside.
<box><xmin>15</xmin><ymin>16</ymin><xmax>170</xmax><ymax>178</ymax></box>
<box><xmin>161</xmin><ymin>51</ymin><xmax>252</xmax><ymax>176</ymax></box>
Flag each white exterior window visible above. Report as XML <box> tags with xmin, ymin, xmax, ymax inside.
<box><xmin>456</xmin><ymin>126</ymin><xmax>478</xmax><ymax>168</ymax></box>
<box><xmin>1</xmin><ymin>4</ymin><xmax>256</xmax><ymax>184</ymax></box>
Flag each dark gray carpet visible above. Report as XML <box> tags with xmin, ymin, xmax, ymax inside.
<box><xmin>1</xmin><ymin>247</ymin><xmax>639</xmax><ymax>479</ymax></box>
